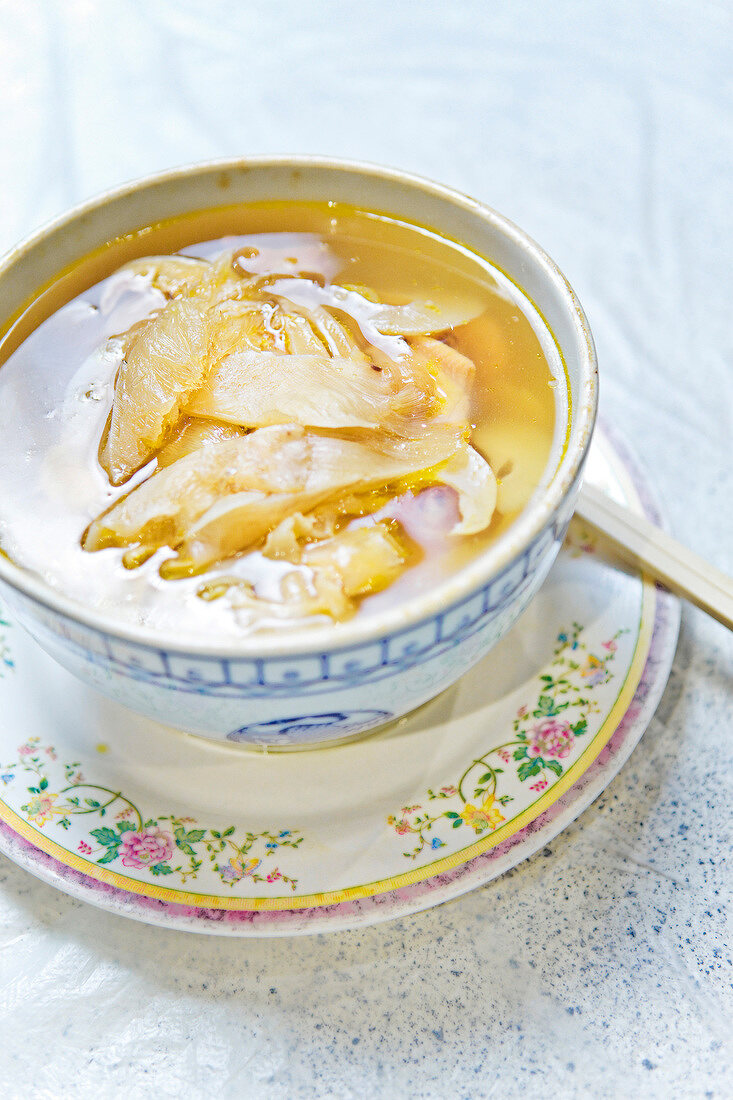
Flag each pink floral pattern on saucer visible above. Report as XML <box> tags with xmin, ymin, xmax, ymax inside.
<box><xmin>1</xmin><ymin>736</ymin><xmax>303</xmax><ymax>891</ymax></box>
<box><xmin>387</xmin><ymin>624</ymin><xmax>625</xmax><ymax>858</ymax></box>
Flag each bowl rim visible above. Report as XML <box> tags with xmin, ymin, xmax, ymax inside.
<box><xmin>0</xmin><ymin>154</ymin><xmax>598</xmax><ymax>658</ymax></box>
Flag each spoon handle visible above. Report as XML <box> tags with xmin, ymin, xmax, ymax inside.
<box><xmin>575</xmin><ymin>483</ymin><xmax>733</xmax><ymax>631</ymax></box>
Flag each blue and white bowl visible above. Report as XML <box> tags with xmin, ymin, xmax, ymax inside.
<box><xmin>0</xmin><ymin>158</ymin><xmax>597</xmax><ymax>749</ymax></box>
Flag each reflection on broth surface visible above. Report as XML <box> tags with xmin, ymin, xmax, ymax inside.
<box><xmin>0</xmin><ymin>203</ymin><xmax>565</xmax><ymax>637</ymax></box>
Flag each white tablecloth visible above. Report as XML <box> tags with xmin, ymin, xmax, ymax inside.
<box><xmin>0</xmin><ymin>2</ymin><xmax>730</xmax><ymax>1096</ymax></box>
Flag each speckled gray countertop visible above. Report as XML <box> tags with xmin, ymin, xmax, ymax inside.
<box><xmin>0</xmin><ymin>2</ymin><xmax>730</xmax><ymax>1096</ymax></box>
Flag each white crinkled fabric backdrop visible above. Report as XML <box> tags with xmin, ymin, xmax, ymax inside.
<box><xmin>0</xmin><ymin>1</ymin><xmax>731</xmax><ymax>1096</ymax></box>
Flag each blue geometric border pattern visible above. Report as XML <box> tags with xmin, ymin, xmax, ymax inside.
<box><xmin>227</xmin><ymin>709</ymin><xmax>391</xmax><ymax>744</ymax></box>
<box><xmin>22</xmin><ymin>514</ymin><xmax>569</xmax><ymax>700</ymax></box>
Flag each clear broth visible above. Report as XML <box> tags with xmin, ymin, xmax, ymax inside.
<box><xmin>0</xmin><ymin>202</ymin><xmax>565</xmax><ymax>637</ymax></box>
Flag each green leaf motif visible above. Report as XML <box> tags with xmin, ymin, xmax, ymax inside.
<box><xmin>518</xmin><ymin>759</ymin><xmax>543</xmax><ymax>782</ymax></box>
<box><xmin>39</xmin><ymin>777</ymin><xmax>48</xmax><ymax>790</ymax></box>
<box><xmin>85</xmin><ymin>799</ymin><xmax>101</xmax><ymax>809</ymax></box>
<box><xmin>174</xmin><ymin>827</ymin><xmax>206</xmax><ymax>856</ymax></box>
<box><xmin>571</xmin><ymin>719</ymin><xmax>588</xmax><ymax>736</ymax></box>
<box><xmin>545</xmin><ymin>759</ymin><xmax>563</xmax><ymax>776</ymax></box>
<box><xmin>90</xmin><ymin>827</ymin><xmax>118</xmax><ymax>847</ymax></box>
<box><xmin>533</xmin><ymin>693</ymin><xmax>557</xmax><ymax>717</ymax></box>
<box><xmin>513</xmin><ymin>747</ymin><xmax>528</xmax><ymax>761</ymax></box>
<box><xmin>477</xmin><ymin>771</ymin><xmax>494</xmax><ymax>784</ymax></box>
<box><xmin>150</xmin><ymin>863</ymin><xmax>174</xmax><ymax>876</ymax></box>
<box><xmin>96</xmin><ymin>847</ymin><xmax>120</xmax><ymax>865</ymax></box>
<box><xmin>533</xmin><ymin>695</ymin><xmax>570</xmax><ymax>719</ymax></box>
<box><xmin>117</xmin><ymin>820</ymin><xmax>136</xmax><ymax>834</ymax></box>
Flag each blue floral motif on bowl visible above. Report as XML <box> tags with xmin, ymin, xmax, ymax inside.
<box><xmin>228</xmin><ymin>709</ymin><xmax>392</xmax><ymax>745</ymax></box>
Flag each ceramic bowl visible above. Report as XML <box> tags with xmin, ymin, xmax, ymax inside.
<box><xmin>0</xmin><ymin>157</ymin><xmax>597</xmax><ymax>749</ymax></box>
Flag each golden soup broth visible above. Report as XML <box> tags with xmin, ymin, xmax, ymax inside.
<box><xmin>0</xmin><ymin>202</ymin><xmax>565</xmax><ymax>637</ymax></box>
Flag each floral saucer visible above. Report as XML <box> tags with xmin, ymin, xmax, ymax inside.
<box><xmin>0</xmin><ymin>428</ymin><xmax>679</xmax><ymax>936</ymax></box>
